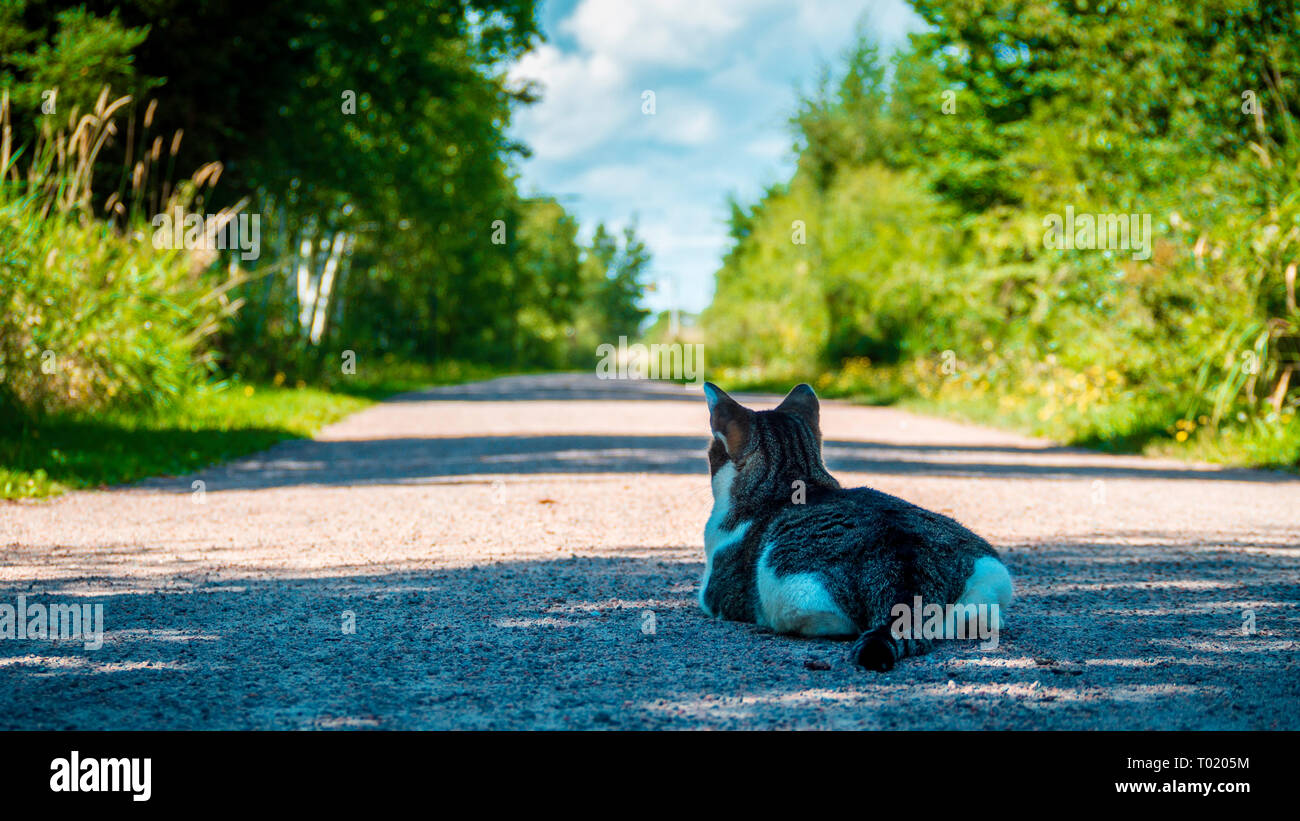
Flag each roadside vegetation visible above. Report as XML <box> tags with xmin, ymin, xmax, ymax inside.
<box><xmin>0</xmin><ymin>357</ymin><xmax>505</xmax><ymax>499</ymax></box>
<box><xmin>0</xmin><ymin>2</ymin><xmax>647</xmax><ymax>499</ymax></box>
<box><xmin>703</xmin><ymin>1</ymin><xmax>1300</xmax><ymax>471</ymax></box>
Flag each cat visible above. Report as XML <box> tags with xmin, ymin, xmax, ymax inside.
<box><xmin>699</xmin><ymin>382</ymin><xmax>1013</xmax><ymax>671</ymax></box>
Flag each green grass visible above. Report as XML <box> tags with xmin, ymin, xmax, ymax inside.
<box><xmin>0</xmin><ymin>357</ymin><xmax>515</xmax><ymax>500</ymax></box>
<box><xmin>713</xmin><ymin>365</ymin><xmax>1300</xmax><ymax>473</ymax></box>
<box><xmin>0</xmin><ymin>386</ymin><xmax>370</xmax><ymax>499</ymax></box>
<box><xmin>1142</xmin><ymin>415</ymin><xmax>1300</xmax><ymax>471</ymax></box>
<box><xmin>880</xmin><ymin>387</ymin><xmax>1300</xmax><ymax>472</ymax></box>
<box><xmin>317</xmin><ymin>355</ymin><xmax>508</xmax><ymax>400</ymax></box>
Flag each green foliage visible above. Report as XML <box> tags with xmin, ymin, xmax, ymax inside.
<box><xmin>577</xmin><ymin>223</ymin><xmax>653</xmax><ymax>345</ymax></box>
<box><xmin>704</xmin><ymin>0</ymin><xmax>1300</xmax><ymax>466</ymax></box>
<box><xmin>507</xmin><ymin>197</ymin><xmax>583</xmax><ymax>366</ymax></box>
<box><xmin>0</xmin><ymin>91</ymin><xmax>237</xmax><ymax>421</ymax></box>
<box><xmin>3</xmin><ymin>1</ymin><xmax>648</xmax><ymax>387</ymax></box>
<box><xmin>2</xmin><ymin>1</ymin><xmax>652</xmax><ymax>415</ymax></box>
<box><xmin>0</xmin><ymin>1</ymin><xmax>154</xmax><ymax>121</ymax></box>
<box><xmin>0</xmin><ymin>2</ymin><xmax>652</xmax><ymax>498</ymax></box>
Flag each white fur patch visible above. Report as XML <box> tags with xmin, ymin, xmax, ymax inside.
<box><xmin>955</xmin><ymin>556</ymin><xmax>1014</xmax><ymax>631</ymax></box>
<box><xmin>755</xmin><ymin>543</ymin><xmax>856</xmax><ymax>636</ymax></box>
<box><xmin>700</xmin><ymin>463</ymin><xmax>748</xmax><ymax>617</ymax></box>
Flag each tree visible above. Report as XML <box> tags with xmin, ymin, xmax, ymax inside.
<box><xmin>579</xmin><ymin>223</ymin><xmax>651</xmax><ymax>346</ymax></box>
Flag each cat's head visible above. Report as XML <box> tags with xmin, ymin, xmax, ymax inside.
<box><xmin>702</xmin><ymin>382</ymin><xmax>838</xmax><ymax>506</ymax></box>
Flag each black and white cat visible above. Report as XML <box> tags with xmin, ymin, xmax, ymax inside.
<box><xmin>699</xmin><ymin>382</ymin><xmax>1013</xmax><ymax>671</ymax></box>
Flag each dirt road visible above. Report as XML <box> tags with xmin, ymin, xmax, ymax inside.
<box><xmin>1</xmin><ymin>373</ymin><xmax>1296</xmax><ymax>729</ymax></box>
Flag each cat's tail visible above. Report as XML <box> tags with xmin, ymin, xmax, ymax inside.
<box><xmin>852</xmin><ymin>623</ymin><xmax>932</xmax><ymax>672</ymax></box>
<box><xmin>853</xmin><ymin>517</ymin><xmax>933</xmax><ymax>672</ymax></box>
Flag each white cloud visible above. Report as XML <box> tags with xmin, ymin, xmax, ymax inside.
<box><xmin>562</xmin><ymin>0</ymin><xmax>754</xmax><ymax>69</ymax></box>
<box><xmin>570</xmin><ymin>163</ymin><xmax>659</xmax><ymax>196</ymax></box>
<box><xmin>744</xmin><ymin>134</ymin><xmax>791</xmax><ymax>162</ymax></box>
<box><xmin>792</xmin><ymin>2</ymin><xmax>870</xmax><ymax>45</ymax></box>
<box><xmin>509</xmin><ymin>44</ymin><xmax>631</xmax><ymax>160</ymax></box>
<box><xmin>643</xmin><ymin>95</ymin><xmax>720</xmax><ymax>146</ymax></box>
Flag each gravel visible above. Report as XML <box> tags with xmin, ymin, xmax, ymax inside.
<box><xmin>1</xmin><ymin>372</ymin><xmax>1297</xmax><ymax>729</ymax></box>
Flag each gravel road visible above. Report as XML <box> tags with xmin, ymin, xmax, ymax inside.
<box><xmin>1</xmin><ymin>373</ymin><xmax>1297</xmax><ymax>729</ymax></box>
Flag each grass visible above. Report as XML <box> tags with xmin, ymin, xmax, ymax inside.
<box><xmin>897</xmin><ymin>392</ymin><xmax>1299</xmax><ymax>470</ymax></box>
<box><xmin>0</xmin><ymin>357</ymin><xmax>514</xmax><ymax>500</ymax></box>
<box><xmin>712</xmin><ymin>365</ymin><xmax>1300</xmax><ymax>473</ymax></box>
<box><xmin>0</xmin><ymin>386</ymin><xmax>368</xmax><ymax>500</ymax></box>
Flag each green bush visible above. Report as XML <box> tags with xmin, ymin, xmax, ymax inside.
<box><xmin>0</xmin><ymin>91</ymin><xmax>240</xmax><ymax>421</ymax></box>
<box><xmin>703</xmin><ymin>2</ymin><xmax>1300</xmax><ymax>465</ymax></box>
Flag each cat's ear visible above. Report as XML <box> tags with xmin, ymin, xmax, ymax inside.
<box><xmin>703</xmin><ymin>382</ymin><xmax>754</xmax><ymax>457</ymax></box>
<box><xmin>776</xmin><ymin>383</ymin><xmax>820</xmax><ymax>431</ymax></box>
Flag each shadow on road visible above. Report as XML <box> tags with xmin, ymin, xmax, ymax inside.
<box><xmin>0</xmin><ymin>535</ymin><xmax>1294</xmax><ymax>730</ymax></box>
<box><xmin>382</xmin><ymin>373</ymin><xmax>714</xmax><ymax>403</ymax></box>
<box><xmin>132</xmin><ymin>433</ymin><xmax>1300</xmax><ymax>493</ymax></box>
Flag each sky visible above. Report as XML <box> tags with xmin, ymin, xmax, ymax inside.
<box><xmin>506</xmin><ymin>0</ymin><xmax>925</xmax><ymax>316</ymax></box>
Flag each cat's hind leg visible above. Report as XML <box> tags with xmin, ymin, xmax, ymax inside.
<box><xmin>955</xmin><ymin>556</ymin><xmax>1013</xmax><ymax>631</ymax></box>
<box><xmin>759</xmin><ymin>573</ymin><xmax>857</xmax><ymax>636</ymax></box>
<box><xmin>756</xmin><ymin>549</ymin><xmax>857</xmax><ymax>637</ymax></box>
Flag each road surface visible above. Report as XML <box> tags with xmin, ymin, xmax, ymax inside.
<box><xmin>1</xmin><ymin>373</ymin><xmax>1297</xmax><ymax>729</ymax></box>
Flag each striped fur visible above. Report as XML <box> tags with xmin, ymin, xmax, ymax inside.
<box><xmin>699</xmin><ymin>382</ymin><xmax>1013</xmax><ymax>672</ymax></box>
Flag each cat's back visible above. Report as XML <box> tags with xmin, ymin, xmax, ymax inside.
<box><xmin>762</xmin><ymin>484</ymin><xmax>997</xmax><ymax>572</ymax></box>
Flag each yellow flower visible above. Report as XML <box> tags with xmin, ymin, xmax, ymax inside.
<box><xmin>243</xmin><ymin>385</ymin><xmax>255</xmax><ymax>397</ymax></box>
<box><xmin>1175</xmin><ymin>430</ymin><xmax>1189</xmax><ymax>442</ymax></box>
<box><xmin>273</xmin><ymin>372</ymin><xmax>286</xmax><ymax>387</ymax></box>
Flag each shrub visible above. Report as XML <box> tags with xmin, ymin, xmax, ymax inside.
<box><xmin>0</xmin><ymin>89</ymin><xmax>242</xmax><ymax>421</ymax></box>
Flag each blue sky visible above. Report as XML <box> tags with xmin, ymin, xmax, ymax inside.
<box><xmin>506</xmin><ymin>0</ymin><xmax>925</xmax><ymax>316</ymax></box>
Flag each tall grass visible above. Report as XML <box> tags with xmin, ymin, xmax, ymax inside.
<box><xmin>0</xmin><ymin>88</ymin><xmax>246</xmax><ymax>422</ymax></box>
<box><xmin>1193</xmin><ymin>97</ymin><xmax>1300</xmax><ymax>426</ymax></box>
